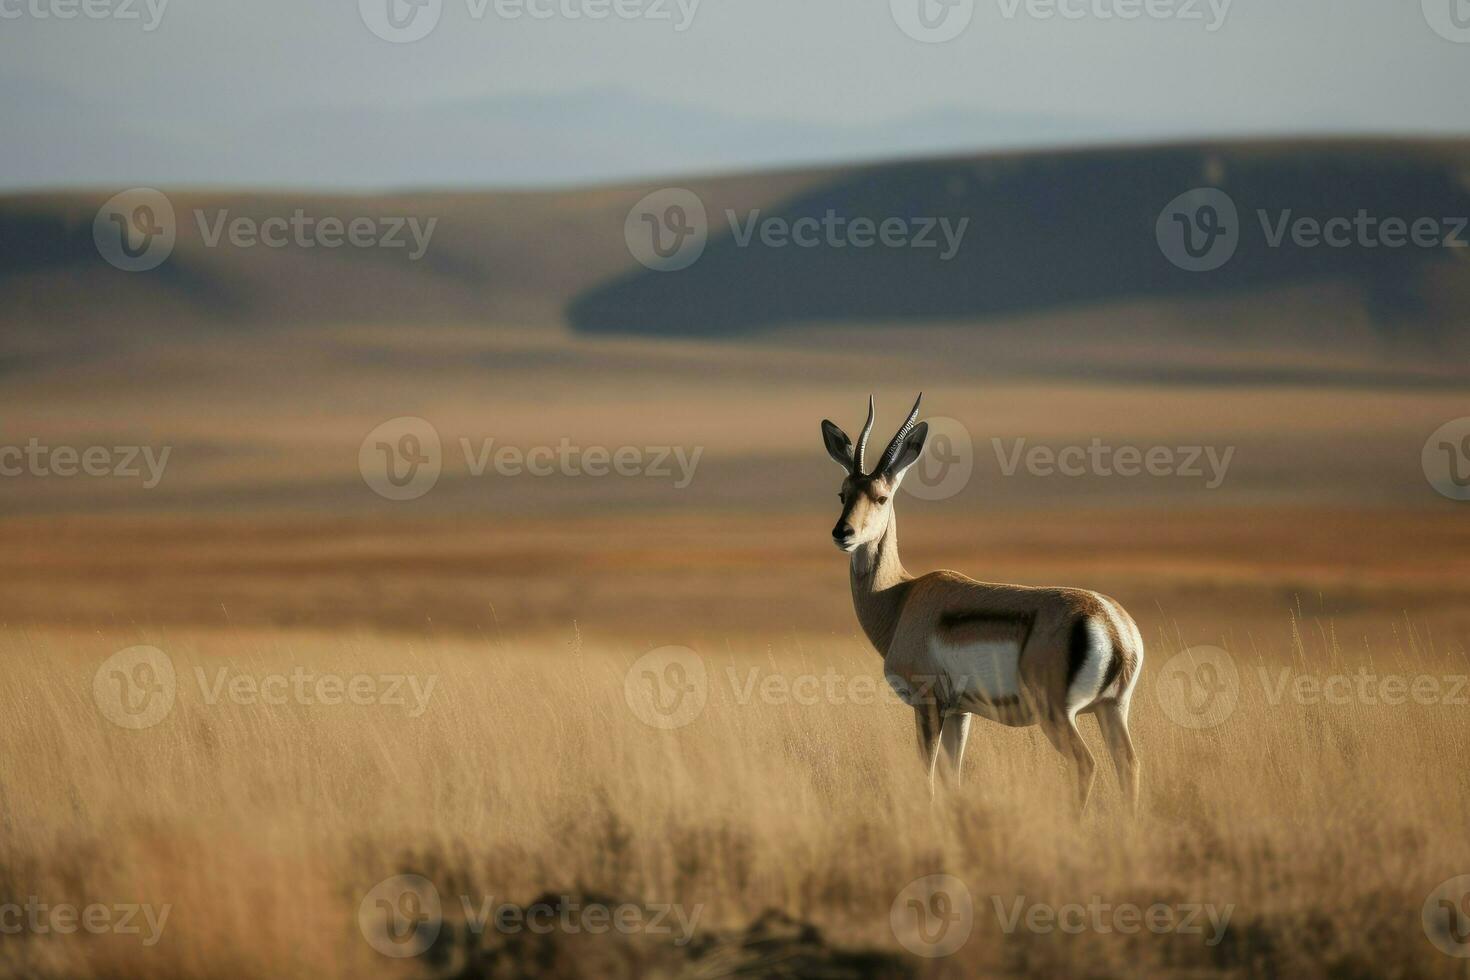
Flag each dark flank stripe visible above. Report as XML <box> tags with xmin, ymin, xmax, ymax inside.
<box><xmin>938</xmin><ymin>610</ymin><xmax>1036</xmax><ymax>653</ymax></box>
<box><xmin>1066</xmin><ymin>617</ymin><xmax>1091</xmax><ymax>691</ymax></box>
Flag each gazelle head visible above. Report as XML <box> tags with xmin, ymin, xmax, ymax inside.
<box><xmin>821</xmin><ymin>393</ymin><xmax>929</xmax><ymax>552</ymax></box>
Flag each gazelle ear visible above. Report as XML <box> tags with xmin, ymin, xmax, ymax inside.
<box><xmin>886</xmin><ymin>421</ymin><xmax>929</xmax><ymax>482</ymax></box>
<box><xmin>821</xmin><ymin>420</ymin><xmax>855</xmax><ymax>471</ymax></box>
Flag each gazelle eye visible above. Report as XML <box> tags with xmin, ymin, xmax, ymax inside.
<box><xmin>877</xmin><ymin>495</ymin><xmax>889</xmax><ymax>504</ymax></box>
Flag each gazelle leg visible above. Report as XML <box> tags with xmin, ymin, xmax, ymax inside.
<box><xmin>1094</xmin><ymin>699</ymin><xmax>1140</xmax><ymax>814</ymax></box>
<box><xmin>1041</xmin><ymin>711</ymin><xmax>1096</xmax><ymax>814</ymax></box>
<box><xmin>938</xmin><ymin>713</ymin><xmax>972</xmax><ymax>788</ymax></box>
<box><xmin>914</xmin><ymin>703</ymin><xmax>943</xmax><ymax>794</ymax></box>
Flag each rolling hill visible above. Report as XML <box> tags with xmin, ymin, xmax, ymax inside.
<box><xmin>2</xmin><ymin>138</ymin><xmax>1467</xmax><ymax>388</ymax></box>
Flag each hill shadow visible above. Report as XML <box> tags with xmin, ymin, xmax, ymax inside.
<box><xmin>567</xmin><ymin>142</ymin><xmax>1470</xmax><ymax>339</ymax></box>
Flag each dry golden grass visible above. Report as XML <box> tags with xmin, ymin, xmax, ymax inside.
<box><xmin>1</xmin><ymin>613</ymin><xmax>1467</xmax><ymax>978</ymax></box>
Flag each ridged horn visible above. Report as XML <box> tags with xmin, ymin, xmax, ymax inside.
<box><xmin>853</xmin><ymin>395</ymin><xmax>876</xmax><ymax>474</ymax></box>
<box><xmin>874</xmin><ymin>392</ymin><xmax>923</xmax><ymax>475</ymax></box>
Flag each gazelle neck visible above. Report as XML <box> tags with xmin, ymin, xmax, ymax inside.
<box><xmin>849</xmin><ymin>513</ymin><xmax>912</xmax><ymax>657</ymax></box>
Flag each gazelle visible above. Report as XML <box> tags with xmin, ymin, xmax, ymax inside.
<box><xmin>821</xmin><ymin>394</ymin><xmax>1142</xmax><ymax>813</ymax></box>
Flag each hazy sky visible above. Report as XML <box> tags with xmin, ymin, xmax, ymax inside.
<box><xmin>3</xmin><ymin>0</ymin><xmax>1468</xmax><ymax>189</ymax></box>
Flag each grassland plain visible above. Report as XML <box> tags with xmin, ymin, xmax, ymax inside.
<box><xmin>0</xmin><ymin>470</ymin><xmax>1464</xmax><ymax>975</ymax></box>
<box><xmin>1</xmin><ymin>509</ymin><xmax>1468</xmax><ymax>977</ymax></box>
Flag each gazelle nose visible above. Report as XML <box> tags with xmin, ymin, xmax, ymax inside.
<box><xmin>833</xmin><ymin>522</ymin><xmax>853</xmax><ymax>541</ymax></box>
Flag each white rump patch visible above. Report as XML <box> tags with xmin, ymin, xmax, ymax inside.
<box><xmin>927</xmin><ymin>637</ymin><xmax>1021</xmax><ymax>706</ymax></box>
